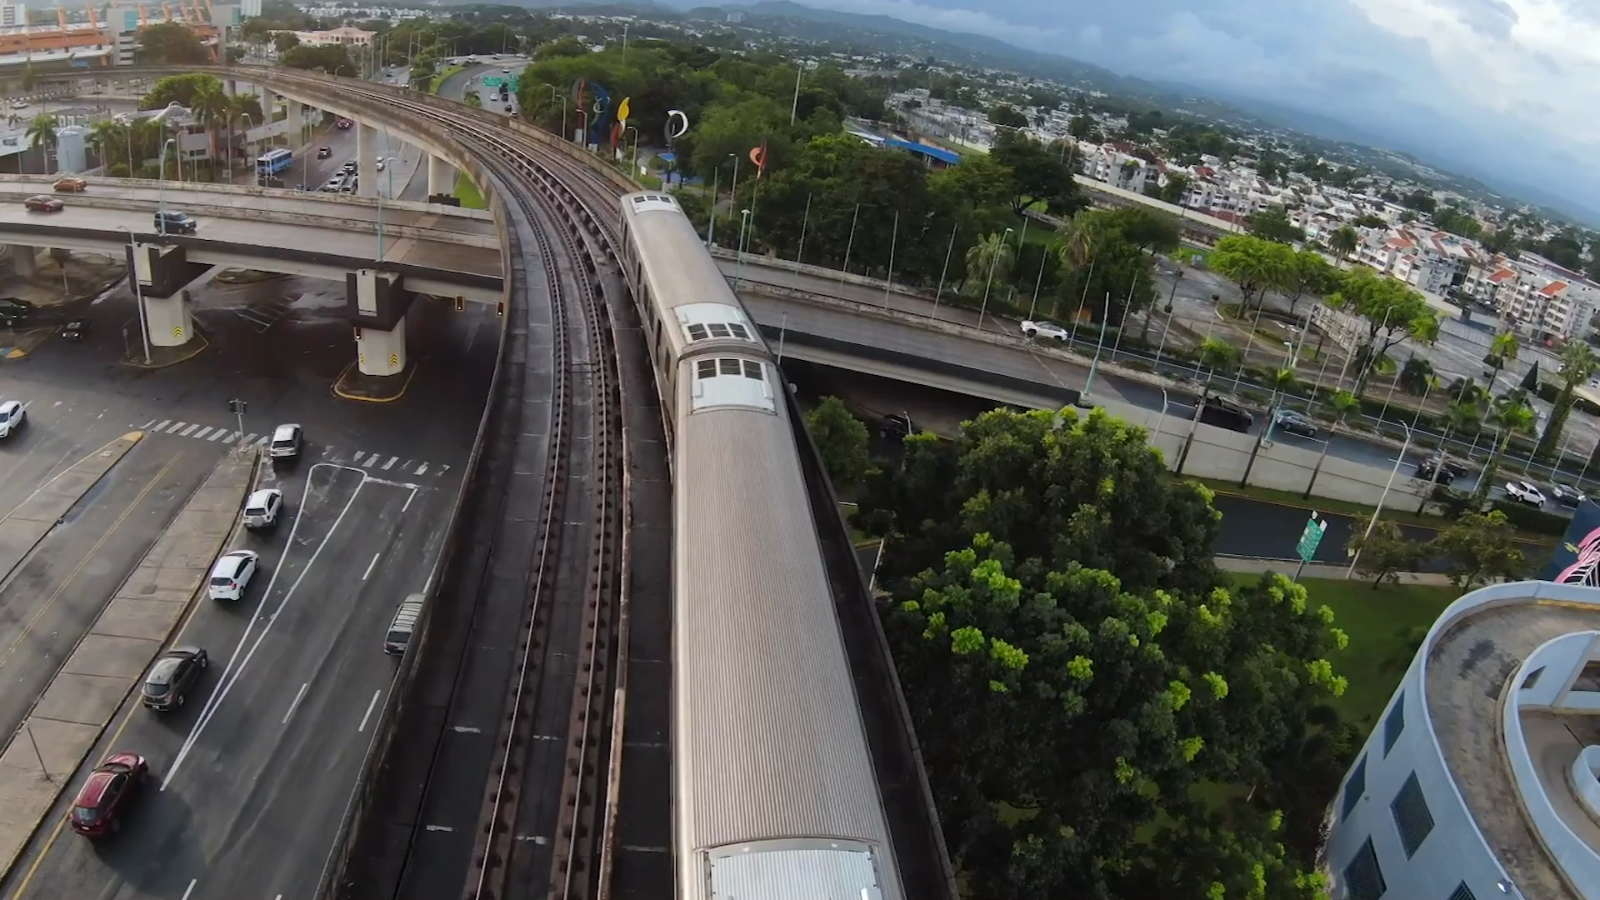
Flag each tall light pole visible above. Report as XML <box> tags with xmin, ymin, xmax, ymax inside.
<box><xmin>883</xmin><ymin>208</ymin><xmax>899</xmax><ymax>309</ymax></box>
<box><xmin>795</xmin><ymin>193</ymin><xmax>812</xmax><ymax>264</ymax></box>
<box><xmin>157</xmin><ymin>137</ymin><xmax>176</xmax><ymax>234</ymax></box>
<box><xmin>239</xmin><ymin>112</ymin><xmax>253</xmax><ymax>186</ymax></box>
<box><xmin>735</xmin><ymin>208</ymin><xmax>752</xmax><ymax>287</ymax></box>
<box><xmin>725</xmin><ymin>153</ymin><xmax>741</xmax><ymax>246</ymax></box>
<box><xmin>117</xmin><ymin>225</ymin><xmax>151</xmax><ymax>365</ymax></box>
<box><xmin>977</xmin><ymin>227</ymin><xmax>1013</xmax><ymax>331</ymax></box>
<box><xmin>1347</xmin><ymin>376</ymin><xmax>1433</xmax><ymax>579</ymax></box>
<box><xmin>542</xmin><ymin>84</ymin><xmax>566</xmax><ymax>140</ymax></box>
<box><xmin>789</xmin><ymin>64</ymin><xmax>802</xmax><ymax>126</ymax></box>
<box><xmin>706</xmin><ymin>165</ymin><xmax>720</xmax><ymax>247</ymax></box>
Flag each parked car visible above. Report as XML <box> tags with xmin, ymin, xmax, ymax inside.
<box><xmin>504</xmin><ymin>104</ymin><xmax>513</xmax><ymax>113</ymax></box>
<box><xmin>343</xmin><ymin>161</ymin><xmax>357</xmax><ymax>174</ymax></box>
<box><xmin>269</xmin><ymin>423</ymin><xmax>302</xmax><ymax>459</ymax></box>
<box><xmin>242</xmin><ymin>488</ymin><xmax>284</xmax><ymax>529</ymax></box>
<box><xmin>23</xmin><ymin>195</ymin><xmax>63</xmax><ymax>212</ymax></box>
<box><xmin>58</xmin><ymin>318</ymin><xmax>90</xmax><ymax>341</ymax></box>
<box><xmin>141</xmin><ymin>646</ymin><xmax>208</xmax><ymax>711</ymax></box>
<box><xmin>1198</xmin><ymin>395</ymin><xmax>1254</xmax><ymax>433</ymax></box>
<box><xmin>207</xmin><ymin>550</ymin><xmax>260</xmax><ymax>601</ymax></box>
<box><xmin>0</xmin><ymin>400</ymin><xmax>24</xmax><ymax>438</ymax></box>
<box><xmin>1505</xmin><ymin>480</ymin><xmax>1547</xmax><ymax>507</ymax></box>
<box><xmin>1552</xmin><ymin>483</ymin><xmax>1588</xmax><ymax>507</ymax></box>
<box><xmin>1020</xmin><ymin>320</ymin><xmax>1070</xmax><ymax>341</ymax></box>
<box><xmin>0</xmin><ymin>298</ymin><xmax>34</xmax><ymax>315</ymax></box>
<box><xmin>154</xmin><ymin>210</ymin><xmax>197</xmax><ymax>234</ymax></box>
<box><xmin>52</xmin><ymin>177</ymin><xmax>86</xmax><ymax>192</ymax></box>
<box><xmin>69</xmin><ymin>753</ymin><xmax>148</xmax><ymax>837</ymax></box>
<box><xmin>1272</xmin><ymin>409</ymin><xmax>1318</xmax><ymax>438</ymax></box>
<box><xmin>879</xmin><ymin>411</ymin><xmax>914</xmax><ymax>441</ymax></box>
<box><xmin>316</xmin><ymin>146</ymin><xmax>332</xmax><ymax>159</ymax></box>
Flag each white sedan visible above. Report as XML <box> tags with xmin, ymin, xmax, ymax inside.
<box><xmin>0</xmin><ymin>400</ymin><xmax>25</xmax><ymax>438</ymax></box>
<box><xmin>1505</xmin><ymin>480</ymin><xmax>1547</xmax><ymax>507</ymax></box>
<box><xmin>1021</xmin><ymin>320</ymin><xmax>1070</xmax><ymax>341</ymax></box>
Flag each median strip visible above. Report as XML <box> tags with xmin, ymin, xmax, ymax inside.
<box><xmin>0</xmin><ymin>449</ymin><xmax>257</xmax><ymax>879</ymax></box>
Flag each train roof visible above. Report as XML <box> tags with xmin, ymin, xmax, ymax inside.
<box><xmin>673</xmin><ymin>377</ymin><xmax>901</xmax><ymax>899</ymax></box>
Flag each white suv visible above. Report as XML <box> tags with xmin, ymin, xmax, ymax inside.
<box><xmin>1021</xmin><ymin>320</ymin><xmax>1070</xmax><ymax>341</ymax></box>
<box><xmin>269</xmin><ymin>424</ymin><xmax>302</xmax><ymax>459</ymax></box>
<box><xmin>208</xmin><ymin>550</ymin><xmax>260</xmax><ymax>601</ymax></box>
<box><xmin>0</xmin><ymin>400</ymin><xmax>25</xmax><ymax>438</ymax></box>
<box><xmin>242</xmin><ymin>488</ymin><xmax>283</xmax><ymax>530</ymax></box>
<box><xmin>1505</xmin><ymin>480</ymin><xmax>1547</xmax><ymax>507</ymax></box>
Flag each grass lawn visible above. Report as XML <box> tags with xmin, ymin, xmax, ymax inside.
<box><xmin>453</xmin><ymin>173</ymin><xmax>487</xmax><ymax>209</ymax></box>
<box><xmin>1223</xmin><ymin>571</ymin><xmax>1458</xmax><ymax>730</ymax></box>
<box><xmin>428</xmin><ymin>64</ymin><xmax>466</xmax><ymax>94</ymax></box>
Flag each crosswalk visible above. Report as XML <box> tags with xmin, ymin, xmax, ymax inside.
<box><xmin>137</xmin><ymin>418</ymin><xmax>449</xmax><ymax>478</ymax></box>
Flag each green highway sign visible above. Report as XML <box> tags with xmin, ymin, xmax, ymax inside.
<box><xmin>1295</xmin><ymin>512</ymin><xmax>1326</xmax><ymax>564</ymax></box>
<box><xmin>482</xmin><ymin>76</ymin><xmax>503</xmax><ymax>87</ymax></box>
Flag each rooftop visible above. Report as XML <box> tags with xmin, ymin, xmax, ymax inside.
<box><xmin>1426</xmin><ymin>589</ymin><xmax>1600</xmax><ymax>900</ymax></box>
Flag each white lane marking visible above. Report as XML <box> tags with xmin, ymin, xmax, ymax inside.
<box><xmin>282</xmin><ymin>682</ymin><xmax>310</xmax><ymax>724</ymax></box>
<box><xmin>165</xmin><ymin>421</ymin><xmax>188</xmax><ymax>433</ymax></box>
<box><xmin>415</xmin><ymin>463</ymin><xmax>428</xmax><ymax>475</ymax></box>
<box><xmin>402</xmin><ymin>487</ymin><xmax>416</xmax><ymax>513</ymax></box>
<box><xmin>164</xmin><ymin>465</ymin><xmax>367</xmax><ymax>790</ymax></box>
<box><xmin>362</xmin><ymin>551</ymin><xmax>380</xmax><ymax>581</ymax></box>
<box><xmin>179</xmin><ymin>423</ymin><xmax>199</xmax><ymax>437</ymax></box>
<box><xmin>207</xmin><ymin>429</ymin><xmax>226</xmax><ymax>442</ymax></box>
<box><xmin>181</xmin><ymin>880</ymin><xmax>197</xmax><ymax>900</ymax></box>
<box><xmin>366</xmin><ymin>477</ymin><xmax>419</xmax><ymax>490</ymax></box>
<box><xmin>516</xmin><ymin>835</ymin><xmax>548</xmax><ymax>844</ymax></box>
<box><xmin>222</xmin><ymin>431</ymin><xmax>240</xmax><ymax>443</ymax></box>
<box><xmin>358</xmin><ymin>689</ymin><xmax>382</xmax><ymax>733</ymax></box>
<box><xmin>533</xmin><ymin>734</ymin><xmax>559</xmax><ymax>741</ymax></box>
<box><xmin>382</xmin><ymin>456</ymin><xmax>397</xmax><ymax>470</ymax></box>
<box><xmin>275</xmin><ymin>895</ymin><xmax>283</xmax><ymax>900</ymax></box>
<box><xmin>451</xmin><ymin>725</ymin><xmax>481</xmax><ymax>733</ymax></box>
<box><xmin>361</xmin><ymin>453</ymin><xmax>377</xmax><ymax>468</ymax></box>
<box><xmin>253</xmin><ymin>436</ymin><xmax>270</xmax><ymax>447</ymax></box>
<box><xmin>425</xmin><ymin>825</ymin><xmax>454</xmax><ymax>832</ymax></box>
<box><xmin>192</xmin><ymin>427</ymin><xmax>215</xmax><ymax>441</ymax></box>
<box><xmin>145</xmin><ymin>419</ymin><xmax>161</xmax><ymax>430</ymax></box>
<box><xmin>243</xmin><ymin>433</ymin><xmax>259</xmax><ymax>444</ymax></box>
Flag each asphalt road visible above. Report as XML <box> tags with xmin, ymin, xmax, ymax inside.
<box><xmin>0</xmin><ymin>440</ymin><xmax>207</xmax><ymax>750</ymax></box>
<box><xmin>0</xmin><ymin>263</ymin><xmax>496</xmax><ymax>899</ymax></box>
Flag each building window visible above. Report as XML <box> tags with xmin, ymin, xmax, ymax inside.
<box><xmin>1391</xmin><ymin>772</ymin><xmax>1435</xmax><ymax>858</ymax></box>
<box><xmin>1384</xmin><ymin>694</ymin><xmax>1405</xmax><ymax>755</ymax></box>
<box><xmin>1343</xmin><ymin>837</ymin><xmax>1387</xmax><ymax>900</ymax></box>
<box><xmin>1446</xmin><ymin>883</ymin><xmax>1476</xmax><ymax>900</ymax></box>
<box><xmin>1341</xmin><ymin>756</ymin><xmax>1367</xmax><ymax>820</ymax></box>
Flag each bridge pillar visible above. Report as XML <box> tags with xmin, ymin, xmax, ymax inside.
<box><xmin>8</xmin><ymin>245</ymin><xmax>36</xmax><ymax>278</ymax></box>
<box><xmin>356</xmin><ymin>316</ymin><xmax>406</xmax><ymax>377</ymax></box>
<box><xmin>356</xmin><ymin>123</ymin><xmax>378</xmax><ymax>198</ymax></box>
<box><xmin>287</xmin><ymin>100</ymin><xmax>303</xmax><ymax>139</ymax></box>
<box><xmin>427</xmin><ymin>155</ymin><xmax>454</xmax><ymax>197</ymax></box>
<box><xmin>143</xmin><ymin>290</ymin><xmax>195</xmax><ymax>348</ymax></box>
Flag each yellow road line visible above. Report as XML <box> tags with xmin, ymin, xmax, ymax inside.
<box><xmin>0</xmin><ymin>454</ymin><xmax>179</xmax><ymax>674</ymax></box>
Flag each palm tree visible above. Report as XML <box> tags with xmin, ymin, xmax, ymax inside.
<box><xmin>1473</xmin><ymin>395</ymin><xmax>1538</xmax><ymax>506</ymax></box>
<box><xmin>87</xmin><ymin>119</ymin><xmax>123</xmax><ymax>174</ymax></box>
<box><xmin>25</xmin><ymin>114</ymin><xmax>57</xmax><ymax>175</ymax></box>
<box><xmin>1329</xmin><ymin>225</ymin><xmax>1359</xmax><ymax>266</ymax></box>
<box><xmin>1197</xmin><ymin>336</ymin><xmax>1239</xmax><ymax>380</ymax></box>
<box><xmin>964</xmin><ymin>231</ymin><xmax>1015</xmax><ymax>298</ymax></box>
<box><xmin>1304</xmin><ymin>389</ymin><xmax>1360</xmax><ymax>498</ymax></box>
<box><xmin>226</xmin><ymin>92</ymin><xmax>265</xmax><ymax>181</ymax></box>
<box><xmin>1416</xmin><ymin>399</ymin><xmax>1482</xmax><ymax>513</ymax></box>
<box><xmin>1536</xmin><ymin>341</ymin><xmax>1598</xmax><ymax>458</ymax></box>
<box><xmin>1484</xmin><ymin>330</ymin><xmax>1519</xmax><ymax>392</ymax></box>
<box><xmin>190</xmin><ymin>83</ymin><xmax>229</xmax><ymax>181</ymax></box>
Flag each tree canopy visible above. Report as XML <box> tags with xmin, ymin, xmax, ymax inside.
<box><xmin>862</xmin><ymin>406</ymin><xmax>1345</xmax><ymax>898</ymax></box>
<box><xmin>137</xmin><ymin>21</ymin><xmax>209</xmax><ymax>65</ymax></box>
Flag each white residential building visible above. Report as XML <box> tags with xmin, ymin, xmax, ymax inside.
<box><xmin>0</xmin><ymin>4</ymin><xmax>26</xmax><ymax>27</ymax></box>
<box><xmin>1322</xmin><ymin>580</ymin><xmax>1600</xmax><ymax>900</ymax></box>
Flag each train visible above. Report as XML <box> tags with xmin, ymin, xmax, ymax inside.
<box><xmin>617</xmin><ymin>190</ymin><xmax>905</xmax><ymax>900</ymax></box>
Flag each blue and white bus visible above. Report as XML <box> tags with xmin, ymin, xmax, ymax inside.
<box><xmin>255</xmin><ymin>148</ymin><xmax>293</xmax><ymax>178</ymax></box>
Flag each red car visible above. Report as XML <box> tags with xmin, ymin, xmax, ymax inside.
<box><xmin>23</xmin><ymin>195</ymin><xmax>62</xmax><ymax>213</ymax></box>
<box><xmin>69</xmin><ymin>752</ymin><xmax>147</xmax><ymax>837</ymax></box>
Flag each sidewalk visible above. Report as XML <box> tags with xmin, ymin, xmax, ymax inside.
<box><xmin>1215</xmin><ymin>555</ymin><xmax>1455</xmax><ymax>585</ymax></box>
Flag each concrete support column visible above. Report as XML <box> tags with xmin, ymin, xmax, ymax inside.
<box><xmin>356</xmin><ymin>123</ymin><xmax>378</xmax><ymax>198</ymax></box>
<box><xmin>9</xmin><ymin>245</ymin><xmax>36</xmax><ymax>278</ymax></box>
<box><xmin>144</xmin><ymin>289</ymin><xmax>194</xmax><ymax>347</ymax></box>
<box><xmin>427</xmin><ymin>155</ymin><xmax>454</xmax><ymax>197</ymax></box>
<box><xmin>356</xmin><ymin>317</ymin><xmax>405</xmax><ymax>376</ymax></box>
<box><xmin>287</xmin><ymin>101</ymin><xmax>303</xmax><ymax>141</ymax></box>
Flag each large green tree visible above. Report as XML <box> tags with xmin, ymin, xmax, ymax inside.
<box><xmin>865</xmin><ymin>407</ymin><xmax>1345</xmax><ymax>898</ymax></box>
<box><xmin>804</xmin><ymin>397</ymin><xmax>874</xmax><ymax>490</ymax></box>
<box><xmin>141</xmin><ymin>73</ymin><xmax>223</xmax><ymax>110</ymax></box>
<box><xmin>1325</xmin><ymin>267</ymin><xmax>1438</xmax><ymax>396</ymax></box>
<box><xmin>137</xmin><ymin>21</ymin><xmax>209</xmax><ymax>65</ymax></box>
<box><xmin>990</xmin><ymin>128</ymin><xmax>1083</xmax><ymax>215</ymax></box>
<box><xmin>1210</xmin><ymin>234</ymin><xmax>1294</xmax><ymax>309</ymax></box>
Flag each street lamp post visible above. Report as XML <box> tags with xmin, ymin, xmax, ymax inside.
<box><xmin>1347</xmin><ymin>376</ymin><xmax>1433</xmax><ymax>579</ymax></box>
<box><xmin>977</xmin><ymin>227</ymin><xmax>1014</xmax><ymax>331</ymax></box>
<box><xmin>157</xmin><ymin>138</ymin><xmax>176</xmax><ymax>235</ymax></box>
<box><xmin>707</xmin><ymin>166</ymin><xmax>719</xmax><ymax>247</ymax></box>
<box><xmin>735</xmin><ymin>208</ymin><xmax>752</xmax><ymax>287</ymax></box>
<box><xmin>117</xmin><ymin>225</ymin><xmax>151</xmax><ymax>365</ymax></box>
<box><xmin>726</xmin><ymin>153</ymin><xmax>741</xmax><ymax>246</ymax></box>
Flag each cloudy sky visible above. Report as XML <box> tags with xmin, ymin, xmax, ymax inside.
<box><xmin>736</xmin><ymin>0</ymin><xmax>1600</xmax><ymax>220</ymax></box>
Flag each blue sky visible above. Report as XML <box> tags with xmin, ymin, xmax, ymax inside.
<box><xmin>728</xmin><ymin>0</ymin><xmax>1600</xmax><ymax>220</ymax></box>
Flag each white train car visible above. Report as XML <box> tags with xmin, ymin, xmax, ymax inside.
<box><xmin>617</xmin><ymin>191</ymin><xmax>905</xmax><ymax>900</ymax></box>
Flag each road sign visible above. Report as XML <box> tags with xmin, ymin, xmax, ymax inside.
<box><xmin>1296</xmin><ymin>512</ymin><xmax>1326</xmax><ymax>563</ymax></box>
<box><xmin>482</xmin><ymin>76</ymin><xmax>503</xmax><ymax>88</ymax></box>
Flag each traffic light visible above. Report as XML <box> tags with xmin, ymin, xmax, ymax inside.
<box><xmin>455</xmin><ymin>296</ymin><xmax>465</xmax><ymax>312</ymax></box>
<box><xmin>496</xmin><ymin>301</ymin><xmax>505</xmax><ymax>318</ymax></box>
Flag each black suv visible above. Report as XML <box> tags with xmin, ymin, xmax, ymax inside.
<box><xmin>1416</xmin><ymin>455</ymin><xmax>1468</xmax><ymax>485</ymax></box>
<box><xmin>141</xmin><ymin>646</ymin><xmax>208</xmax><ymax>711</ymax></box>
<box><xmin>154</xmin><ymin>210</ymin><xmax>197</xmax><ymax>234</ymax></box>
